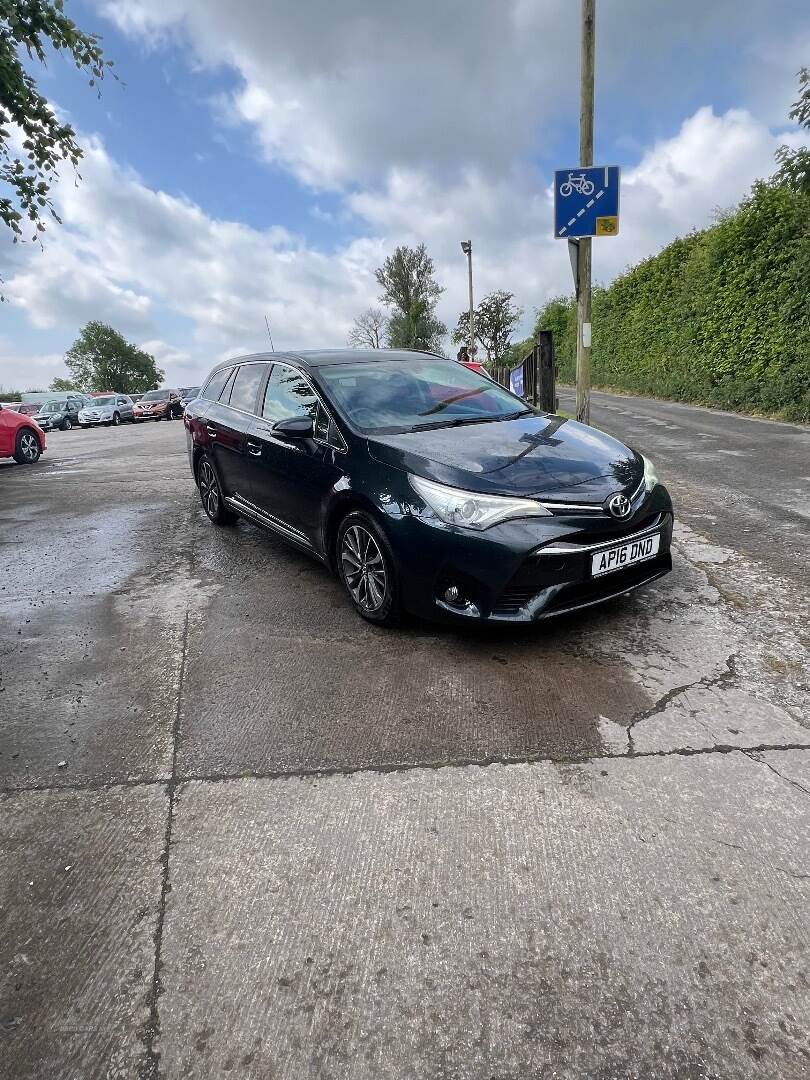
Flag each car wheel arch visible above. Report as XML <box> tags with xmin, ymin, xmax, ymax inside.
<box><xmin>324</xmin><ymin>492</ymin><xmax>390</xmax><ymax>573</ymax></box>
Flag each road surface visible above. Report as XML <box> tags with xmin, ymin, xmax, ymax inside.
<box><xmin>1</xmin><ymin>409</ymin><xmax>808</xmax><ymax>1079</ymax></box>
<box><xmin>558</xmin><ymin>387</ymin><xmax>809</xmax><ymax>583</ymax></box>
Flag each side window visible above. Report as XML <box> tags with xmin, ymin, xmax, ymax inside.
<box><xmin>227</xmin><ymin>363</ymin><xmax>266</xmax><ymax>413</ymax></box>
<box><xmin>118</xmin><ymin>397</ymin><xmax>128</xmax><ymax>405</ymax></box>
<box><xmin>262</xmin><ymin>365</ymin><xmax>318</xmax><ymax>423</ymax></box>
<box><xmin>200</xmin><ymin>367</ymin><xmax>232</xmax><ymax>401</ymax></box>
<box><xmin>219</xmin><ymin>369</ymin><xmax>237</xmax><ymax>402</ymax></box>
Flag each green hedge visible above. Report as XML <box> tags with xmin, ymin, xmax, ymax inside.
<box><xmin>535</xmin><ymin>181</ymin><xmax>810</xmax><ymax>422</ymax></box>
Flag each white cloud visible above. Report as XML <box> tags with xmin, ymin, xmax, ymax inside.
<box><xmin>1</xmin><ymin>78</ymin><xmax>803</xmax><ymax>387</ymax></box>
<box><xmin>99</xmin><ymin>0</ymin><xmax>807</xmax><ymax>193</ymax></box>
<box><xmin>0</xmin><ymin>353</ymin><xmax>66</xmax><ymax>394</ymax></box>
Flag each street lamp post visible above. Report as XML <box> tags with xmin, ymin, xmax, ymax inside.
<box><xmin>460</xmin><ymin>241</ymin><xmax>474</xmax><ymax>359</ymax></box>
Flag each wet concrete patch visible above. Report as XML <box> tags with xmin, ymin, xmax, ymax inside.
<box><xmin>175</xmin><ymin>615</ymin><xmax>650</xmax><ymax>776</ymax></box>
<box><xmin>0</xmin><ymin>783</ymin><xmax>165</xmax><ymax>1079</ymax></box>
<box><xmin>157</xmin><ymin>754</ymin><xmax>810</xmax><ymax>1079</ymax></box>
<box><xmin>0</xmin><ymin>593</ymin><xmax>180</xmax><ymax>789</ymax></box>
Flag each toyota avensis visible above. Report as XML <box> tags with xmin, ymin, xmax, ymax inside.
<box><xmin>185</xmin><ymin>350</ymin><xmax>673</xmax><ymax>625</ymax></box>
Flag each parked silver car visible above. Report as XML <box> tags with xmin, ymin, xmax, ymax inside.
<box><xmin>78</xmin><ymin>394</ymin><xmax>135</xmax><ymax>428</ymax></box>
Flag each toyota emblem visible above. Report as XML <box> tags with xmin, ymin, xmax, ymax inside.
<box><xmin>606</xmin><ymin>493</ymin><xmax>632</xmax><ymax>519</ymax></box>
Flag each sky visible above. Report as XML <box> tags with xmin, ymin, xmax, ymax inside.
<box><xmin>1</xmin><ymin>0</ymin><xmax>808</xmax><ymax>391</ymax></box>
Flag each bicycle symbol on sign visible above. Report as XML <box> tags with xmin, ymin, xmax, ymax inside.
<box><xmin>559</xmin><ymin>172</ymin><xmax>594</xmax><ymax>197</ymax></box>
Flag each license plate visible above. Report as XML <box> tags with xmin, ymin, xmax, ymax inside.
<box><xmin>591</xmin><ymin>533</ymin><xmax>660</xmax><ymax>578</ymax></box>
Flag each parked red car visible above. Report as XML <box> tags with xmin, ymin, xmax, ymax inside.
<box><xmin>0</xmin><ymin>403</ymin><xmax>46</xmax><ymax>464</ymax></box>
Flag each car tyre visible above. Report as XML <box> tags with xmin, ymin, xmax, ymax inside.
<box><xmin>112</xmin><ymin>412</ymin><xmax>121</xmax><ymax>426</ymax></box>
<box><xmin>61</xmin><ymin>417</ymin><xmax>73</xmax><ymax>431</ymax></box>
<box><xmin>336</xmin><ymin>510</ymin><xmax>400</xmax><ymax>626</ymax></box>
<box><xmin>197</xmin><ymin>454</ymin><xmax>238</xmax><ymax>525</ymax></box>
<box><xmin>13</xmin><ymin>428</ymin><xmax>41</xmax><ymax>464</ymax></box>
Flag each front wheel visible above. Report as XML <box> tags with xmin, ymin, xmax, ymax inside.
<box><xmin>337</xmin><ymin>511</ymin><xmax>400</xmax><ymax>626</ymax></box>
<box><xmin>13</xmin><ymin>428</ymin><xmax>41</xmax><ymax>464</ymax></box>
<box><xmin>197</xmin><ymin>455</ymin><xmax>238</xmax><ymax>525</ymax></box>
<box><xmin>112</xmin><ymin>412</ymin><xmax>121</xmax><ymax>427</ymax></box>
<box><xmin>61</xmin><ymin>417</ymin><xmax>73</xmax><ymax>431</ymax></box>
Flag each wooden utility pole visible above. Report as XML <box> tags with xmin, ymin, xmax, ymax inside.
<box><xmin>575</xmin><ymin>0</ymin><xmax>595</xmax><ymax>425</ymax></box>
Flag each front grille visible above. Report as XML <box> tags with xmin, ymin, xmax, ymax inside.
<box><xmin>491</xmin><ymin>553</ymin><xmax>670</xmax><ymax>617</ymax></box>
<box><xmin>550</xmin><ymin>512</ymin><xmax>661</xmax><ymax>547</ymax></box>
<box><xmin>489</xmin><ymin>514</ymin><xmax>672</xmax><ymax>618</ymax></box>
<box><xmin>544</xmin><ymin>553</ymin><xmax>672</xmax><ymax>614</ymax></box>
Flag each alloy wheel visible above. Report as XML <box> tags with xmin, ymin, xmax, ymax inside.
<box><xmin>19</xmin><ymin>432</ymin><xmax>39</xmax><ymax>461</ymax></box>
<box><xmin>340</xmin><ymin>524</ymin><xmax>387</xmax><ymax>613</ymax></box>
<box><xmin>198</xmin><ymin>459</ymin><xmax>220</xmax><ymax>519</ymax></box>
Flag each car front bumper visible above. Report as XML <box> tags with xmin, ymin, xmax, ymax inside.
<box><xmin>79</xmin><ymin>415</ymin><xmax>111</xmax><ymax>424</ymax></box>
<box><xmin>384</xmin><ymin>486</ymin><xmax>674</xmax><ymax>623</ymax></box>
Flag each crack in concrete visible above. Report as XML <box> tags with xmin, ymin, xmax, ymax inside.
<box><xmin>138</xmin><ymin>604</ymin><xmax>190</xmax><ymax>1080</ymax></box>
<box><xmin>4</xmin><ymin>741</ymin><xmax>810</xmax><ymax>798</ymax></box>
<box><xmin>626</xmin><ymin>653</ymin><xmax>738</xmax><ymax>755</ymax></box>
<box><xmin>742</xmin><ymin>749</ymin><xmax>810</xmax><ymax>802</ymax></box>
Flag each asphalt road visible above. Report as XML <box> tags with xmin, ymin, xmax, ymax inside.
<box><xmin>1</xmin><ymin>411</ymin><xmax>809</xmax><ymax>1080</ymax></box>
<box><xmin>557</xmin><ymin>387</ymin><xmax>810</xmax><ymax>583</ymax></box>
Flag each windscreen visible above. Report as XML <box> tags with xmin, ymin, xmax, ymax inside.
<box><xmin>41</xmin><ymin>401</ymin><xmax>66</xmax><ymax>413</ymax></box>
<box><xmin>318</xmin><ymin>359</ymin><xmax>529</xmax><ymax>435</ymax></box>
<box><xmin>141</xmin><ymin>390</ymin><xmax>170</xmax><ymax>401</ymax></box>
<box><xmin>92</xmin><ymin>396</ymin><xmax>116</xmax><ymax>406</ymax></box>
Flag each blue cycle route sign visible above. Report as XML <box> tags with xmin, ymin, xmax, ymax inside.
<box><xmin>554</xmin><ymin>165</ymin><xmax>620</xmax><ymax>238</ymax></box>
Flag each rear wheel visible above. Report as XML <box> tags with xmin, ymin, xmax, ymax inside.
<box><xmin>197</xmin><ymin>455</ymin><xmax>238</xmax><ymax>525</ymax></box>
<box><xmin>337</xmin><ymin>511</ymin><xmax>400</xmax><ymax>626</ymax></box>
<box><xmin>13</xmin><ymin>428</ymin><xmax>41</xmax><ymax>464</ymax></box>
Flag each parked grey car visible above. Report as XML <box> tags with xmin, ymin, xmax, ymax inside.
<box><xmin>32</xmin><ymin>396</ymin><xmax>86</xmax><ymax>431</ymax></box>
<box><xmin>78</xmin><ymin>394</ymin><xmax>135</xmax><ymax>427</ymax></box>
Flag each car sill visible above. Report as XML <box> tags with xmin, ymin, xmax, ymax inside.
<box><xmin>225</xmin><ymin>495</ymin><xmax>326</xmax><ymax>562</ymax></box>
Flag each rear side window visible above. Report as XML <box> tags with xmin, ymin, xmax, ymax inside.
<box><xmin>227</xmin><ymin>363</ymin><xmax>266</xmax><ymax>413</ymax></box>
<box><xmin>201</xmin><ymin>367</ymin><xmax>232</xmax><ymax>401</ymax></box>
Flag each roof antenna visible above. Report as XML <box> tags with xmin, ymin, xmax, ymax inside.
<box><xmin>264</xmin><ymin>314</ymin><xmax>275</xmax><ymax>352</ymax></box>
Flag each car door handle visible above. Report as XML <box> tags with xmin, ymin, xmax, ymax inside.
<box><xmin>246</xmin><ymin>440</ymin><xmax>263</xmax><ymax>456</ymax></box>
<box><xmin>206</xmin><ymin>425</ymin><xmax>218</xmax><ymax>438</ymax></box>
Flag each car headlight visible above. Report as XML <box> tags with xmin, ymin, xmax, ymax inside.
<box><xmin>642</xmin><ymin>455</ymin><xmax>659</xmax><ymax>491</ymax></box>
<box><xmin>409</xmin><ymin>474</ymin><xmax>552</xmax><ymax>531</ymax></box>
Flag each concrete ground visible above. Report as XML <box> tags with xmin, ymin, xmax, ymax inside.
<box><xmin>1</xmin><ymin>403</ymin><xmax>808</xmax><ymax>1080</ymax></box>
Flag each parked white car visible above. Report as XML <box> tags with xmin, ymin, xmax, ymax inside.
<box><xmin>78</xmin><ymin>394</ymin><xmax>135</xmax><ymax>428</ymax></box>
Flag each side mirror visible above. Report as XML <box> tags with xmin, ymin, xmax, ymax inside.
<box><xmin>273</xmin><ymin>416</ymin><xmax>314</xmax><ymax>440</ymax></box>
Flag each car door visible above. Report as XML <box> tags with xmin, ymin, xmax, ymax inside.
<box><xmin>117</xmin><ymin>396</ymin><xmax>134</xmax><ymax>421</ymax></box>
<box><xmin>205</xmin><ymin>362</ymin><xmax>266</xmax><ymax>501</ymax></box>
<box><xmin>66</xmin><ymin>398</ymin><xmax>82</xmax><ymax>423</ymax></box>
<box><xmin>245</xmin><ymin>362</ymin><xmax>344</xmax><ymax>548</ymax></box>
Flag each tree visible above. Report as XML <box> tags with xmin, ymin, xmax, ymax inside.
<box><xmin>1</xmin><ymin>1</ymin><xmax>114</xmax><ymax>243</ymax></box>
<box><xmin>65</xmin><ymin>322</ymin><xmax>164</xmax><ymax>393</ymax></box>
<box><xmin>375</xmin><ymin>243</ymin><xmax>447</xmax><ymax>351</ymax></box>
<box><xmin>452</xmin><ymin>290</ymin><xmax>523</xmax><ymax>365</ymax></box>
<box><xmin>49</xmin><ymin>376</ymin><xmax>80</xmax><ymax>392</ymax></box>
<box><xmin>347</xmin><ymin>307</ymin><xmax>388</xmax><ymax>349</ymax></box>
<box><xmin>775</xmin><ymin>68</ymin><xmax>810</xmax><ymax>194</ymax></box>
